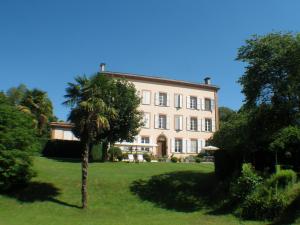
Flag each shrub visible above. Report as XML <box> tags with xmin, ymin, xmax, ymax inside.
<box><xmin>230</xmin><ymin>163</ymin><xmax>263</xmax><ymax>202</ymax></box>
<box><xmin>90</xmin><ymin>143</ymin><xmax>103</xmax><ymax>162</ymax></box>
<box><xmin>143</xmin><ymin>153</ymin><xmax>151</xmax><ymax>162</ymax></box>
<box><xmin>108</xmin><ymin>146</ymin><xmax>122</xmax><ymax>161</ymax></box>
<box><xmin>195</xmin><ymin>157</ymin><xmax>202</xmax><ymax>163</ymax></box>
<box><xmin>122</xmin><ymin>153</ymin><xmax>128</xmax><ymax>160</ymax></box>
<box><xmin>171</xmin><ymin>157</ymin><xmax>178</xmax><ymax>163</ymax></box>
<box><xmin>0</xmin><ymin>149</ymin><xmax>36</xmax><ymax>190</ymax></box>
<box><xmin>266</xmin><ymin>169</ymin><xmax>297</xmax><ymax>189</ymax></box>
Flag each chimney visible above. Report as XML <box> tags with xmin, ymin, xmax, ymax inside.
<box><xmin>204</xmin><ymin>77</ymin><xmax>211</xmax><ymax>85</ymax></box>
<box><xmin>100</xmin><ymin>63</ymin><xmax>106</xmax><ymax>72</ymax></box>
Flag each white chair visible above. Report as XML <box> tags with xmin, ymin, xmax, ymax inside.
<box><xmin>137</xmin><ymin>154</ymin><xmax>144</xmax><ymax>163</ymax></box>
<box><xmin>128</xmin><ymin>154</ymin><xmax>135</xmax><ymax>162</ymax></box>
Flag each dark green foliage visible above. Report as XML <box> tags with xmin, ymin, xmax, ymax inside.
<box><xmin>42</xmin><ymin>140</ymin><xmax>82</xmax><ymax>158</ymax></box>
<box><xmin>195</xmin><ymin>157</ymin><xmax>201</xmax><ymax>163</ymax></box>
<box><xmin>0</xmin><ymin>149</ymin><xmax>36</xmax><ymax>190</ymax></box>
<box><xmin>171</xmin><ymin>157</ymin><xmax>178</xmax><ymax>163</ymax></box>
<box><xmin>90</xmin><ymin>143</ymin><xmax>103</xmax><ymax>162</ymax></box>
<box><xmin>219</xmin><ymin>107</ymin><xmax>236</xmax><ymax>127</ymax></box>
<box><xmin>230</xmin><ymin>164</ymin><xmax>263</xmax><ymax>203</ymax></box>
<box><xmin>266</xmin><ymin>169</ymin><xmax>297</xmax><ymax>189</ymax></box>
<box><xmin>143</xmin><ymin>153</ymin><xmax>151</xmax><ymax>162</ymax></box>
<box><xmin>108</xmin><ymin>146</ymin><xmax>122</xmax><ymax>161</ymax></box>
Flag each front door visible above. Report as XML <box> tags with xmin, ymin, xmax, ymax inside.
<box><xmin>157</xmin><ymin>136</ymin><xmax>167</xmax><ymax>157</ymax></box>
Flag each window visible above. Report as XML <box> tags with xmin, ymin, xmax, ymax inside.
<box><xmin>190</xmin><ymin>96</ymin><xmax>197</xmax><ymax>109</ymax></box>
<box><xmin>190</xmin><ymin>117</ymin><xmax>198</xmax><ymax>131</ymax></box>
<box><xmin>175</xmin><ymin>138</ymin><xmax>183</xmax><ymax>153</ymax></box>
<box><xmin>142</xmin><ymin>113</ymin><xmax>150</xmax><ymax>128</ymax></box>
<box><xmin>159</xmin><ymin>92</ymin><xmax>167</xmax><ymax>106</ymax></box>
<box><xmin>190</xmin><ymin>139</ymin><xmax>198</xmax><ymax>153</ymax></box>
<box><xmin>174</xmin><ymin>115</ymin><xmax>182</xmax><ymax>131</ymax></box>
<box><xmin>205</xmin><ymin>98</ymin><xmax>211</xmax><ymax>111</ymax></box>
<box><xmin>141</xmin><ymin>136</ymin><xmax>150</xmax><ymax>151</ymax></box>
<box><xmin>174</xmin><ymin>94</ymin><xmax>182</xmax><ymax>108</ymax></box>
<box><xmin>142</xmin><ymin>91</ymin><xmax>151</xmax><ymax>105</ymax></box>
<box><xmin>159</xmin><ymin>114</ymin><xmax>167</xmax><ymax>129</ymax></box>
<box><xmin>205</xmin><ymin>118</ymin><xmax>212</xmax><ymax>132</ymax></box>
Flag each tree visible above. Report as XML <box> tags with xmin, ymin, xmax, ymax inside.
<box><xmin>90</xmin><ymin>75</ymin><xmax>142</xmax><ymax>160</ymax></box>
<box><xmin>0</xmin><ymin>94</ymin><xmax>38</xmax><ymax>190</ymax></box>
<box><xmin>219</xmin><ymin>107</ymin><xmax>236</xmax><ymax>127</ymax></box>
<box><xmin>64</xmin><ymin>75</ymin><xmax>116</xmax><ymax>209</ymax></box>
<box><xmin>6</xmin><ymin>84</ymin><xmax>28</xmax><ymax>105</ymax></box>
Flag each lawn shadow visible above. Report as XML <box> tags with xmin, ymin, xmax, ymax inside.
<box><xmin>45</xmin><ymin>157</ymin><xmax>82</xmax><ymax>163</ymax></box>
<box><xmin>1</xmin><ymin>181</ymin><xmax>81</xmax><ymax>209</ymax></box>
<box><xmin>130</xmin><ymin>171</ymin><xmax>222</xmax><ymax>212</ymax></box>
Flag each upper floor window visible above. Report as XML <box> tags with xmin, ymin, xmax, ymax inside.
<box><xmin>159</xmin><ymin>114</ymin><xmax>167</xmax><ymax>129</ymax></box>
<box><xmin>190</xmin><ymin>96</ymin><xmax>197</xmax><ymax>109</ymax></box>
<box><xmin>159</xmin><ymin>93</ymin><xmax>167</xmax><ymax>106</ymax></box>
<box><xmin>205</xmin><ymin>98</ymin><xmax>212</xmax><ymax>111</ymax></box>
<box><xmin>190</xmin><ymin>117</ymin><xmax>198</xmax><ymax>131</ymax></box>
<box><xmin>205</xmin><ymin>118</ymin><xmax>212</xmax><ymax>132</ymax></box>
<box><xmin>175</xmin><ymin>138</ymin><xmax>183</xmax><ymax>153</ymax></box>
<box><xmin>174</xmin><ymin>94</ymin><xmax>182</xmax><ymax>108</ymax></box>
<box><xmin>142</xmin><ymin>112</ymin><xmax>150</xmax><ymax>128</ymax></box>
<box><xmin>142</xmin><ymin>90</ymin><xmax>151</xmax><ymax>105</ymax></box>
<box><xmin>141</xmin><ymin>136</ymin><xmax>150</xmax><ymax>151</ymax></box>
<box><xmin>174</xmin><ymin>115</ymin><xmax>183</xmax><ymax>131</ymax></box>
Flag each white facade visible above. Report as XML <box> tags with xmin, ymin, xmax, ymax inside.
<box><xmin>109</xmin><ymin>72</ymin><xmax>219</xmax><ymax>158</ymax></box>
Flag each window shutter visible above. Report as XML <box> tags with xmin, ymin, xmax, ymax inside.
<box><xmin>186</xmin><ymin>96</ymin><xmax>190</xmax><ymax>109</ymax></box>
<box><xmin>142</xmin><ymin>91</ymin><xmax>146</xmax><ymax>104</ymax></box>
<box><xmin>197</xmin><ymin>98</ymin><xmax>201</xmax><ymax>110</ymax></box>
<box><xmin>182</xmin><ymin>139</ymin><xmax>187</xmax><ymax>153</ymax></box>
<box><xmin>186</xmin><ymin>117</ymin><xmax>190</xmax><ymax>131</ymax></box>
<box><xmin>179</xmin><ymin>94</ymin><xmax>183</xmax><ymax>108</ymax></box>
<box><xmin>155</xmin><ymin>92</ymin><xmax>159</xmax><ymax>105</ymax></box>
<box><xmin>166</xmin><ymin>116</ymin><xmax>170</xmax><ymax>129</ymax></box>
<box><xmin>201</xmin><ymin>118</ymin><xmax>205</xmax><ymax>131</ymax></box>
<box><xmin>179</xmin><ymin>116</ymin><xmax>183</xmax><ymax>130</ymax></box>
<box><xmin>201</xmin><ymin>99</ymin><xmax>205</xmax><ymax>110</ymax></box>
<box><xmin>146</xmin><ymin>113</ymin><xmax>150</xmax><ymax>128</ymax></box>
<box><xmin>137</xmin><ymin>136</ymin><xmax>141</xmax><ymax>144</ymax></box>
<box><xmin>197</xmin><ymin>139</ymin><xmax>202</xmax><ymax>153</ymax></box>
<box><xmin>154</xmin><ymin>114</ymin><xmax>158</xmax><ymax>128</ymax></box>
<box><xmin>187</xmin><ymin>140</ymin><xmax>191</xmax><ymax>153</ymax></box>
<box><xmin>174</xmin><ymin>94</ymin><xmax>178</xmax><ymax>108</ymax></box>
<box><xmin>211</xmin><ymin>99</ymin><xmax>215</xmax><ymax>111</ymax></box>
<box><xmin>175</xmin><ymin>116</ymin><xmax>179</xmax><ymax>130</ymax></box>
<box><xmin>197</xmin><ymin>118</ymin><xmax>201</xmax><ymax>132</ymax></box>
<box><xmin>167</xmin><ymin>93</ymin><xmax>170</xmax><ymax>107</ymax></box>
<box><xmin>171</xmin><ymin>138</ymin><xmax>175</xmax><ymax>152</ymax></box>
<box><xmin>202</xmin><ymin>139</ymin><xmax>206</xmax><ymax>148</ymax></box>
<box><xmin>212</xmin><ymin>119</ymin><xmax>215</xmax><ymax>132</ymax></box>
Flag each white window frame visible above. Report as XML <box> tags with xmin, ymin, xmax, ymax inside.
<box><xmin>159</xmin><ymin>114</ymin><xmax>167</xmax><ymax>129</ymax></box>
<box><xmin>204</xmin><ymin>98</ymin><xmax>212</xmax><ymax>111</ymax></box>
<box><xmin>142</xmin><ymin>112</ymin><xmax>150</xmax><ymax>128</ymax></box>
<box><xmin>142</xmin><ymin>90</ymin><xmax>151</xmax><ymax>105</ymax></box>
<box><xmin>141</xmin><ymin>136</ymin><xmax>150</xmax><ymax>151</ymax></box>
<box><xmin>205</xmin><ymin>118</ymin><xmax>212</xmax><ymax>132</ymax></box>
<box><xmin>190</xmin><ymin>139</ymin><xmax>198</xmax><ymax>153</ymax></box>
<box><xmin>190</xmin><ymin>96</ymin><xmax>197</xmax><ymax>109</ymax></box>
<box><xmin>159</xmin><ymin>92</ymin><xmax>167</xmax><ymax>106</ymax></box>
<box><xmin>190</xmin><ymin>117</ymin><xmax>198</xmax><ymax>131</ymax></box>
<box><xmin>175</xmin><ymin>138</ymin><xmax>183</xmax><ymax>153</ymax></box>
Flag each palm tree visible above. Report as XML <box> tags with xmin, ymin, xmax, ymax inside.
<box><xmin>64</xmin><ymin>75</ymin><xmax>116</xmax><ymax>209</ymax></box>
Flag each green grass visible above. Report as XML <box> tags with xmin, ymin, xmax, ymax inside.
<box><xmin>0</xmin><ymin>157</ymin><xmax>266</xmax><ymax>225</ymax></box>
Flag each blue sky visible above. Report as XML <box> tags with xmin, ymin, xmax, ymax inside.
<box><xmin>0</xmin><ymin>0</ymin><xmax>299</xmax><ymax>120</ymax></box>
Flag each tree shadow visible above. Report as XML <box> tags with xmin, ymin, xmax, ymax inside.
<box><xmin>1</xmin><ymin>181</ymin><xmax>80</xmax><ymax>209</ymax></box>
<box><xmin>130</xmin><ymin>171</ymin><xmax>222</xmax><ymax>212</ymax></box>
<box><xmin>45</xmin><ymin>157</ymin><xmax>82</xmax><ymax>163</ymax></box>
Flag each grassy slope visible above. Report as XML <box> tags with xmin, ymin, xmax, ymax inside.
<box><xmin>0</xmin><ymin>157</ymin><xmax>265</xmax><ymax>225</ymax></box>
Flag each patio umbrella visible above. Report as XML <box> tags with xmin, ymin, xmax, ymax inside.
<box><xmin>202</xmin><ymin>145</ymin><xmax>219</xmax><ymax>151</ymax></box>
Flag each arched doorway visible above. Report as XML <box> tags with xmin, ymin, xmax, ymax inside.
<box><xmin>157</xmin><ymin>134</ymin><xmax>167</xmax><ymax>157</ymax></box>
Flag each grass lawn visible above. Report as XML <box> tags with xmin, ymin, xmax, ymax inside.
<box><xmin>0</xmin><ymin>157</ymin><xmax>266</xmax><ymax>225</ymax></box>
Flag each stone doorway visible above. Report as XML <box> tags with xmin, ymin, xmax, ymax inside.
<box><xmin>157</xmin><ymin>135</ymin><xmax>167</xmax><ymax>157</ymax></box>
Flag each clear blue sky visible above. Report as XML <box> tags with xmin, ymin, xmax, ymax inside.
<box><xmin>1</xmin><ymin>0</ymin><xmax>299</xmax><ymax>120</ymax></box>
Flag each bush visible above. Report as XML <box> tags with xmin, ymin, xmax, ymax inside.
<box><xmin>42</xmin><ymin>140</ymin><xmax>82</xmax><ymax>158</ymax></box>
<box><xmin>143</xmin><ymin>153</ymin><xmax>151</xmax><ymax>162</ymax></box>
<box><xmin>0</xmin><ymin>149</ymin><xmax>36</xmax><ymax>190</ymax></box>
<box><xmin>108</xmin><ymin>146</ymin><xmax>122</xmax><ymax>161</ymax></box>
<box><xmin>171</xmin><ymin>157</ymin><xmax>178</xmax><ymax>163</ymax></box>
<box><xmin>195</xmin><ymin>157</ymin><xmax>202</xmax><ymax>163</ymax></box>
<box><xmin>90</xmin><ymin>143</ymin><xmax>103</xmax><ymax>162</ymax></box>
<box><xmin>266</xmin><ymin>169</ymin><xmax>297</xmax><ymax>189</ymax></box>
<box><xmin>122</xmin><ymin>153</ymin><xmax>128</xmax><ymax>160</ymax></box>
<box><xmin>230</xmin><ymin>163</ymin><xmax>263</xmax><ymax>202</ymax></box>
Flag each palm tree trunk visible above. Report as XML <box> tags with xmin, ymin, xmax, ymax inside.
<box><xmin>82</xmin><ymin>140</ymin><xmax>89</xmax><ymax>209</ymax></box>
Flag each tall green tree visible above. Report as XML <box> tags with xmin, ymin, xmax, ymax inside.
<box><xmin>64</xmin><ymin>75</ymin><xmax>116</xmax><ymax>209</ymax></box>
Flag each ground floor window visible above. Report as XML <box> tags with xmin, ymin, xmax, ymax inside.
<box><xmin>175</xmin><ymin>138</ymin><xmax>183</xmax><ymax>153</ymax></box>
<box><xmin>141</xmin><ymin>136</ymin><xmax>150</xmax><ymax>151</ymax></box>
<box><xmin>190</xmin><ymin>139</ymin><xmax>198</xmax><ymax>153</ymax></box>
